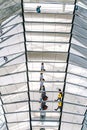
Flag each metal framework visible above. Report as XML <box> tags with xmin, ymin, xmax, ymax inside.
<box><xmin>81</xmin><ymin>109</ymin><xmax>87</xmax><ymax>130</ymax></box>
<box><xmin>21</xmin><ymin>0</ymin><xmax>32</xmax><ymax>129</ymax></box>
<box><xmin>58</xmin><ymin>0</ymin><xmax>77</xmax><ymax>129</ymax></box>
<box><xmin>0</xmin><ymin>0</ymin><xmax>87</xmax><ymax>130</ymax></box>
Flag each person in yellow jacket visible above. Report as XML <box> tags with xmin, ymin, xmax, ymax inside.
<box><xmin>54</xmin><ymin>100</ymin><xmax>62</xmax><ymax>111</ymax></box>
<box><xmin>55</xmin><ymin>89</ymin><xmax>62</xmax><ymax>101</ymax></box>
<box><xmin>54</xmin><ymin>89</ymin><xmax>63</xmax><ymax>111</ymax></box>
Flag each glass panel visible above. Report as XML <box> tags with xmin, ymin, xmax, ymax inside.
<box><xmin>63</xmin><ymin>103</ymin><xmax>86</xmax><ymax>115</ymax></box>
<box><xmin>65</xmin><ymin>83</ymin><xmax>87</xmax><ymax>97</ymax></box>
<box><xmin>0</xmin><ymin>34</ymin><xmax>24</xmax><ymax>47</ymax></box>
<box><xmin>0</xmin><ymin>43</ymin><xmax>25</xmax><ymax>57</ymax></box>
<box><xmin>32</xmin><ymin>126</ymin><xmax>58</xmax><ymax>130</ymax></box>
<box><xmin>0</xmin><ymin>72</ymin><xmax>27</xmax><ymax>85</ymax></box>
<box><xmin>6</xmin><ymin>112</ymin><xmax>29</xmax><ymax>122</ymax></box>
<box><xmin>28</xmin><ymin>62</ymin><xmax>66</xmax><ymax>71</ymax></box>
<box><xmin>71</xmin><ymin>44</ymin><xmax>87</xmax><ymax>58</ymax></box>
<box><xmin>61</xmin><ymin>123</ymin><xmax>82</xmax><ymax>130</ymax></box>
<box><xmin>2</xmin><ymin>24</ymin><xmax>23</xmax><ymax>38</ymax></box>
<box><xmin>69</xmin><ymin>53</ymin><xmax>87</xmax><ymax>69</ymax></box>
<box><xmin>68</xmin><ymin>64</ymin><xmax>87</xmax><ymax>77</ymax></box>
<box><xmin>25</xmin><ymin>23</ymin><xmax>71</xmax><ymax>32</ymax></box>
<box><xmin>0</xmin><ymin>63</ymin><xmax>26</xmax><ymax>76</ymax></box>
<box><xmin>3</xmin><ymin>102</ymin><xmax>29</xmax><ymax>113</ymax></box>
<box><xmin>72</xmin><ymin>35</ymin><xmax>87</xmax><ymax>48</ymax></box>
<box><xmin>74</xmin><ymin>15</ymin><xmax>87</xmax><ymax>30</ymax></box>
<box><xmin>29</xmin><ymin>72</ymin><xmax>65</xmax><ymax>81</ymax></box>
<box><xmin>27</xmin><ymin>42</ymin><xmax>69</xmax><ymax>52</ymax></box>
<box><xmin>27</xmin><ymin>52</ymin><xmax>67</xmax><ymax>62</ymax></box>
<box><xmin>2</xmin><ymin>15</ymin><xmax>22</xmax><ymax>27</ymax></box>
<box><xmin>24</xmin><ymin>0</ymin><xmax>74</xmax><ymax>4</ymax></box>
<box><xmin>64</xmin><ymin>93</ymin><xmax>86</xmax><ymax>105</ymax></box>
<box><xmin>26</xmin><ymin>32</ymin><xmax>70</xmax><ymax>42</ymax></box>
<box><xmin>73</xmin><ymin>24</ymin><xmax>87</xmax><ymax>38</ymax></box>
<box><xmin>24</xmin><ymin>3</ymin><xmax>74</xmax><ymax>13</ymax></box>
<box><xmin>76</xmin><ymin>3</ymin><xmax>87</xmax><ymax>17</ymax></box>
<box><xmin>2</xmin><ymin>92</ymin><xmax>28</xmax><ymax>103</ymax></box>
<box><xmin>62</xmin><ymin>113</ymin><xmax>84</xmax><ymax>124</ymax></box>
<box><xmin>0</xmin><ymin>83</ymin><xmax>28</xmax><ymax>94</ymax></box>
<box><xmin>24</xmin><ymin>13</ymin><xmax>73</xmax><ymax>23</ymax></box>
<box><xmin>8</xmin><ymin>122</ymin><xmax>30</xmax><ymax>130</ymax></box>
<box><xmin>31</xmin><ymin>111</ymin><xmax>60</xmax><ymax>121</ymax></box>
<box><xmin>0</xmin><ymin>101</ymin><xmax>6</xmax><ymax>130</ymax></box>
<box><xmin>29</xmin><ymin>82</ymin><xmax>64</xmax><ymax>91</ymax></box>
<box><xmin>3</xmin><ymin>53</ymin><xmax>25</xmax><ymax>67</ymax></box>
<box><xmin>66</xmin><ymin>73</ymin><xmax>87</xmax><ymax>87</ymax></box>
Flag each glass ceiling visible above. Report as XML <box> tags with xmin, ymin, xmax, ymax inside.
<box><xmin>0</xmin><ymin>0</ymin><xmax>87</xmax><ymax>130</ymax></box>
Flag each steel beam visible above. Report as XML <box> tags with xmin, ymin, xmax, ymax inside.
<box><xmin>21</xmin><ymin>0</ymin><xmax>32</xmax><ymax>129</ymax></box>
<box><xmin>58</xmin><ymin>1</ymin><xmax>77</xmax><ymax>130</ymax></box>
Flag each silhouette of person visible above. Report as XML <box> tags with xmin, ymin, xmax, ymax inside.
<box><xmin>54</xmin><ymin>89</ymin><xmax>63</xmax><ymax>111</ymax></box>
<box><xmin>3</xmin><ymin>56</ymin><xmax>8</xmax><ymax>62</ymax></box>
<box><xmin>41</xmin><ymin>101</ymin><xmax>48</xmax><ymax>110</ymax></box>
<box><xmin>36</xmin><ymin>6</ymin><xmax>41</xmax><ymax>13</ymax></box>
<box><xmin>40</xmin><ymin>73</ymin><xmax>45</xmax><ymax>81</ymax></box>
<box><xmin>55</xmin><ymin>89</ymin><xmax>62</xmax><ymax>101</ymax></box>
<box><xmin>39</xmin><ymin>79</ymin><xmax>45</xmax><ymax>91</ymax></box>
<box><xmin>41</xmin><ymin>62</ymin><xmax>45</xmax><ymax>71</ymax></box>
<box><xmin>41</xmin><ymin>86</ymin><xmax>48</xmax><ymax>101</ymax></box>
<box><xmin>54</xmin><ymin>100</ymin><xmax>62</xmax><ymax>111</ymax></box>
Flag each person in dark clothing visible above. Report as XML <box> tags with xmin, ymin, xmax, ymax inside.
<box><xmin>41</xmin><ymin>101</ymin><xmax>48</xmax><ymax>110</ymax></box>
<box><xmin>41</xmin><ymin>85</ymin><xmax>48</xmax><ymax>100</ymax></box>
<box><xmin>40</xmin><ymin>73</ymin><xmax>45</xmax><ymax>81</ymax></box>
<box><xmin>39</xmin><ymin>85</ymin><xmax>48</xmax><ymax>101</ymax></box>
<box><xmin>39</xmin><ymin>79</ymin><xmax>45</xmax><ymax>91</ymax></box>
<box><xmin>39</xmin><ymin>85</ymin><xmax>48</xmax><ymax>110</ymax></box>
<box><xmin>36</xmin><ymin>6</ymin><xmax>41</xmax><ymax>13</ymax></box>
<box><xmin>41</xmin><ymin>62</ymin><xmax>45</xmax><ymax>71</ymax></box>
<box><xmin>3</xmin><ymin>56</ymin><xmax>8</xmax><ymax>62</ymax></box>
<box><xmin>41</xmin><ymin>91</ymin><xmax>48</xmax><ymax>101</ymax></box>
<box><xmin>75</xmin><ymin>5</ymin><xmax>78</xmax><ymax>10</ymax></box>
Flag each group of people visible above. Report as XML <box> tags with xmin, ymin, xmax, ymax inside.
<box><xmin>39</xmin><ymin>63</ymin><xmax>63</xmax><ymax>111</ymax></box>
<box><xmin>39</xmin><ymin>63</ymin><xmax>48</xmax><ymax>110</ymax></box>
<box><xmin>36</xmin><ymin>5</ymin><xmax>63</xmax><ymax>112</ymax></box>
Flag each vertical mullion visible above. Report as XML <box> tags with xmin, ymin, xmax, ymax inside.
<box><xmin>58</xmin><ymin>0</ymin><xmax>77</xmax><ymax>130</ymax></box>
<box><xmin>0</xmin><ymin>97</ymin><xmax>9</xmax><ymax>130</ymax></box>
<box><xmin>21</xmin><ymin>0</ymin><xmax>32</xmax><ymax>129</ymax></box>
<box><xmin>81</xmin><ymin>110</ymin><xmax>87</xmax><ymax>130</ymax></box>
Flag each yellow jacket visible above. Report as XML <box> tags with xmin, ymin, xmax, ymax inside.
<box><xmin>58</xmin><ymin>93</ymin><xmax>62</xmax><ymax>99</ymax></box>
<box><xmin>58</xmin><ymin>101</ymin><xmax>62</xmax><ymax>107</ymax></box>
